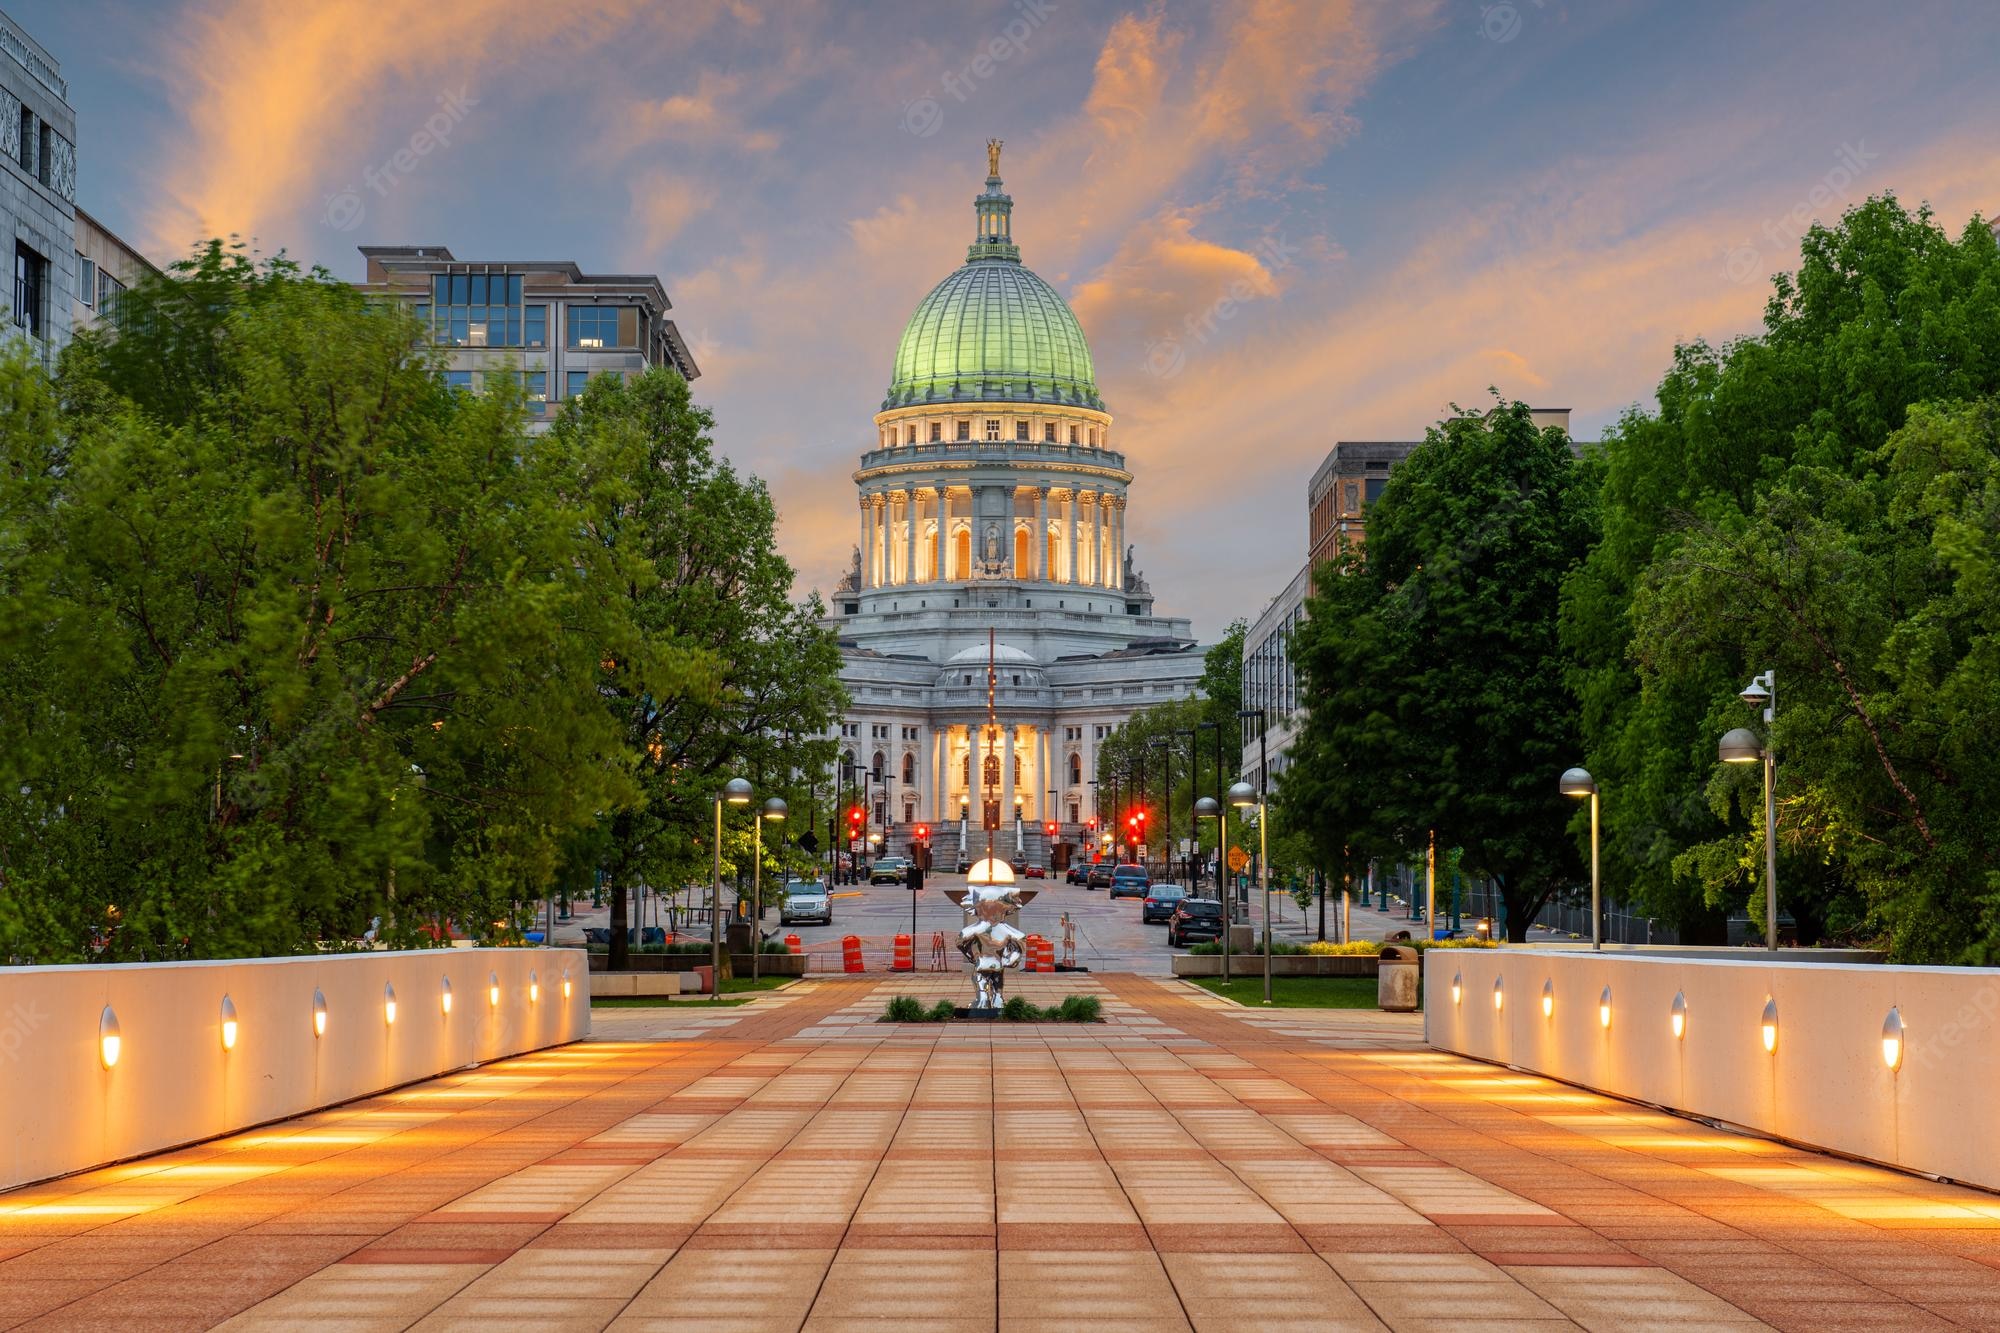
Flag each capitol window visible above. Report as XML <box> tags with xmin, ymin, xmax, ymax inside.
<box><xmin>1015</xmin><ymin>420</ymin><xmax>1030</xmax><ymax>441</ymax></box>
<box><xmin>1069</xmin><ymin>425</ymin><xmax>1079</xmax><ymax>444</ymax></box>
<box><xmin>957</xmin><ymin>421</ymin><xmax>971</xmax><ymax>441</ymax></box>
<box><xmin>1045</xmin><ymin>422</ymin><xmax>1057</xmax><ymax>442</ymax></box>
<box><xmin>985</xmin><ymin>419</ymin><xmax>1001</xmax><ymax>441</ymax></box>
<box><xmin>930</xmin><ymin>422</ymin><xmax>942</xmax><ymax>442</ymax></box>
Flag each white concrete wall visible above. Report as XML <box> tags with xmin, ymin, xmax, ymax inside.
<box><xmin>1425</xmin><ymin>948</ymin><xmax>2000</xmax><ymax>1189</ymax></box>
<box><xmin>0</xmin><ymin>948</ymin><xmax>588</xmax><ymax>1191</ymax></box>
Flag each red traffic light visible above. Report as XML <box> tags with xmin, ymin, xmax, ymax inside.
<box><xmin>847</xmin><ymin>807</ymin><xmax>863</xmax><ymax>825</ymax></box>
<box><xmin>916</xmin><ymin>825</ymin><xmax>929</xmax><ymax>841</ymax></box>
<box><xmin>1044</xmin><ymin>822</ymin><xmax>1056</xmax><ymax>837</ymax></box>
<box><xmin>1135</xmin><ymin>809</ymin><xmax>1148</xmax><ymax>823</ymax></box>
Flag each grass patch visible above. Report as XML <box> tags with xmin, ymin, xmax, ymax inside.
<box><xmin>880</xmin><ymin>993</ymin><xmax>1103</xmax><ymax>1023</ymax></box>
<box><xmin>721</xmin><ymin>975</ymin><xmax>792</xmax><ymax>994</ymax></box>
<box><xmin>1191</xmin><ymin>975</ymin><xmax>1403</xmax><ymax>1009</ymax></box>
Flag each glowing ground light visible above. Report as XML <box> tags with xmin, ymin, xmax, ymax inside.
<box><xmin>1761</xmin><ymin>997</ymin><xmax>1779</xmax><ymax>1054</ymax></box>
<box><xmin>1451</xmin><ymin>972</ymin><xmax>1462</xmax><ymax>1006</ymax></box>
<box><xmin>384</xmin><ymin>982</ymin><xmax>398</xmax><ymax>1026</ymax></box>
<box><xmin>1541</xmin><ymin>979</ymin><xmax>1554</xmax><ymax>1019</ymax></box>
<box><xmin>1493</xmin><ymin>978</ymin><xmax>1505</xmax><ymax>1011</ymax></box>
<box><xmin>1882</xmin><ymin>1007</ymin><xmax>1905</xmax><ymax>1070</ymax></box>
<box><xmin>488</xmin><ymin>973</ymin><xmax>500</xmax><ymax>1008</ymax></box>
<box><xmin>220</xmin><ymin>994</ymin><xmax>238</xmax><ymax>1051</ymax></box>
<box><xmin>312</xmin><ymin>989</ymin><xmax>328</xmax><ymax>1038</ymax></box>
<box><xmin>1671</xmin><ymin>990</ymin><xmax>1688</xmax><ymax>1040</ymax></box>
<box><xmin>529</xmin><ymin>970</ymin><xmax>539</xmax><ymax>1003</ymax></box>
<box><xmin>441</xmin><ymin>977</ymin><xmax>453</xmax><ymax>1014</ymax></box>
<box><xmin>562</xmin><ymin>971</ymin><xmax>573</xmax><ymax>1000</ymax></box>
<box><xmin>99</xmin><ymin>1006</ymin><xmax>121</xmax><ymax>1069</ymax></box>
<box><xmin>1599</xmin><ymin>986</ymin><xmax>1612</xmax><ymax>1029</ymax></box>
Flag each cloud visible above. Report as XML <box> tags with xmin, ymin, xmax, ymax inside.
<box><xmin>628</xmin><ymin>169</ymin><xmax>713</xmax><ymax>254</ymax></box>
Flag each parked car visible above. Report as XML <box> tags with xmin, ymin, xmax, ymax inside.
<box><xmin>1023</xmin><ymin>863</ymin><xmax>1047</xmax><ymax>879</ymax></box>
<box><xmin>1108</xmin><ymin>864</ymin><xmax>1150</xmax><ymax>899</ymax></box>
<box><xmin>1065</xmin><ymin>864</ymin><xmax>1089</xmax><ymax>885</ymax></box>
<box><xmin>1166</xmin><ymin>898</ymin><xmax>1225</xmax><ymax>947</ymax></box>
<box><xmin>780</xmin><ymin>882</ymin><xmax>833</xmax><ymax>925</ymax></box>
<box><xmin>1085</xmin><ymin>862</ymin><xmax>1115</xmax><ymax>890</ymax></box>
<box><xmin>869</xmin><ymin>857</ymin><xmax>910</xmax><ymax>885</ymax></box>
<box><xmin>581</xmin><ymin>926</ymin><xmax>667</xmax><ymax>947</ymax></box>
<box><xmin>1140</xmin><ymin>884</ymin><xmax>1187</xmax><ymax>923</ymax></box>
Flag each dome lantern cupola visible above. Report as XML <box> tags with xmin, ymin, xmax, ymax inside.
<box><xmin>969</xmin><ymin>138</ymin><xmax>1019</xmax><ymax>263</ymax></box>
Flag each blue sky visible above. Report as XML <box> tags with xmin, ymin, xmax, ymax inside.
<box><xmin>14</xmin><ymin>0</ymin><xmax>2000</xmax><ymax>640</ymax></box>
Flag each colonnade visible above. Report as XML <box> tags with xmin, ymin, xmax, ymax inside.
<box><xmin>858</xmin><ymin>485</ymin><xmax>1124</xmax><ymax>591</ymax></box>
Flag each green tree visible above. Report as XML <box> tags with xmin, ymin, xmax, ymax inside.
<box><xmin>548</xmin><ymin>370</ymin><xmax>845</xmax><ymax>969</ymax></box>
<box><xmin>1286</xmin><ymin>402</ymin><xmax>1597</xmax><ymax>941</ymax></box>
<box><xmin>0</xmin><ymin>244</ymin><xmax>633</xmax><ymax>959</ymax></box>
<box><xmin>1562</xmin><ymin>197</ymin><xmax>2000</xmax><ymax>941</ymax></box>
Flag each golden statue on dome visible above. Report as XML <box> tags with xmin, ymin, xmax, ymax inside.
<box><xmin>987</xmin><ymin>138</ymin><xmax>1003</xmax><ymax>177</ymax></box>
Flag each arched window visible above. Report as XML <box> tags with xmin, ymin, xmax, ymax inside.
<box><xmin>901</xmin><ymin>753</ymin><xmax>916</xmax><ymax>784</ymax></box>
<box><xmin>1069</xmin><ymin>753</ymin><xmax>1082</xmax><ymax>786</ymax></box>
<box><xmin>842</xmin><ymin>749</ymin><xmax>855</xmax><ymax>770</ymax></box>
<box><xmin>1014</xmin><ymin>526</ymin><xmax>1030</xmax><ymax>577</ymax></box>
<box><xmin>872</xmin><ymin>750</ymin><xmax>886</xmax><ymax>779</ymax></box>
<box><xmin>953</xmin><ymin>528</ymin><xmax>971</xmax><ymax>580</ymax></box>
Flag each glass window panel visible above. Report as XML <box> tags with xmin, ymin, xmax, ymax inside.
<box><xmin>450</xmin><ymin>274</ymin><xmax>468</xmax><ymax>304</ymax></box>
<box><xmin>525</xmin><ymin>305</ymin><xmax>546</xmax><ymax>346</ymax></box>
<box><xmin>444</xmin><ymin>370</ymin><xmax>473</xmax><ymax>392</ymax></box>
<box><xmin>433</xmin><ymin>274</ymin><xmax>449</xmax><ymax>303</ymax></box>
<box><xmin>526</xmin><ymin>371</ymin><xmax>546</xmax><ymax>402</ymax></box>
<box><xmin>469</xmin><ymin>274</ymin><xmax>486</xmax><ymax>304</ymax></box>
<box><xmin>508</xmin><ymin>275</ymin><xmax>522</xmax><ymax>305</ymax></box>
<box><xmin>567</xmin><ymin>371</ymin><xmax>589</xmax><ymax>398</ymax></box>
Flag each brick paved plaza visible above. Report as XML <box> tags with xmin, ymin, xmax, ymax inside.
<box><xmin>8</xmin><ymin>974</ymin><xmax>2000</xmax><ymax>1330</ymax></box>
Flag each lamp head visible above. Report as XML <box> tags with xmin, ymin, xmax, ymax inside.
<box><xmin>1193</xmin><ymin>796</ymin><xmax>1219</xmax><ymax>818</ymax></box>
<box><xmin>723</xmin><ymin>777</ymin><xmax>753</xmax><ymax>804</ymax></box>
<box><xmin>1227</xmin><ymin>781</ymin><xmax>1257</xmax><ymax>809</ymax></box>
<box><xmin>1558</xmin><ymin>766</ymin><xmax>1597</xmax><ymax>798</ymax></box>
<box><xmin>1718</xmin><ymin>727</ymin><xmax>1763</xmax><ymax>764</ymax></box>
<box><xmin>761</xmin><ymin>796</ymin><xmax>789</xmax><ymax>821</ymax></box>
<box><xmin>1739</xmin><ymin>676</ymin><xmax>1771</xmax><ymax>708</ymax></box>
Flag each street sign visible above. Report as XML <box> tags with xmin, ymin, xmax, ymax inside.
<box><xmin>797</xmin><ymin>830</ymin><xmax>818</xmax><ymax>854</ymax></box>
<box><xmin>905</xmin><ymin>865</ymin><xmax>924</xmax><ymax>892</ymax></box>
<box><xmin>1227</xmin><ymin>846</ymin><xmax>1250</xmax><ymax>873</ymax></box>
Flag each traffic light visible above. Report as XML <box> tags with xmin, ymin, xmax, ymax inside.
<box><xmin>915</xmin><ymin>824</ymin><xmax>930</xmax><ymax>842</ymax></box>
<box><xmin>1086</xmin><ymin>818</ymin><xmax>1097</xmax><ymax>832</ymax></box>
<box><xmin>1044</xmin><ymin>821</ymin><xmax>1056</xmax><ymax>838</ymax></box>
<box><xmin>847</xmin><ymin>807</ymin><xmax>864</xmax><ymax>832</ymax></box>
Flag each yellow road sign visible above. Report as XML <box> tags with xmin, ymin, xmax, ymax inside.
<box><xmin>1227</xmin><ymin>847</ymin><xmax>1249</xmax><ymax>873</ymax></box>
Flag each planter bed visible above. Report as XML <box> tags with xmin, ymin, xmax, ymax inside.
<box><xmin>1170</xmin><ymin>954</ymin><xmax>1380</xmax><ymax>978</ymax></box>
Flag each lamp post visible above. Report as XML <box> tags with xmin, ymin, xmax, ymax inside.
<box><xmin>713</xmin><ymin>777</ymin><xmax>753</xmax><ymax>1000</ymax></box>
<box><xmin>1238</xmin><ymin>705</ymin><xmax>1269</xmax><ymax>939</ymax></box>
<box><xmin>1196</xmin><ymin>718</ymin><xmax>1225</xmax><ymax>926</ymax></box>
<box><xmin>1720</xmin><ymin>669</ymin><xmax>1778</xmax><ymax>950</ymax></box>
<box><xmin>1195</xmin><ymin>795</ymin><xmax>1227</xmax><ymax>983</ymax></box>
<box><xmin>1230</xmin><ymin>779</ymin><xmax>1269</xmax><ymax>1005</ymax></box>
<box><xmin>753</xmin><ymin>796</ymin><xmax>787</xmax><ymax>983</ymax></box>
<box><xmin>1152</xmin><ymin>738</ymin><xmax>1171</xmax><ymax>881</ymax></box>
<box><xmin>1559</xmin><ymin>767</ymin><xmax>1600</xmax><ymax>949</ymax></box>
<box><xmin>1173</xmin><ymin>728</ymin><xmax>1197</xmax><ymax>883</ymax></box>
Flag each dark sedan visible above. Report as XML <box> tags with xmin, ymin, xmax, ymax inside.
<box><xmin>1140</xmin><ymin>885</ymin><xmax>1187</xmax><ymax>923</ymax></box>
<box><xmin>1066</xmin><ymin>864</ymin><xmax>1089</xmax><ymax>885</ymax></box>
<box><xmin>1166</xmin><ymin>898</ymin><xmax>1225</xmax><ymax>947</ymax></box>
<box><xmin>1085</xmin><ymin>862</ymin><xmax>1115</xmax><ymax>890</ymax></box>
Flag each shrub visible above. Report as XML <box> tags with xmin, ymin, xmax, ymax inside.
<box><xmin>1055</xmin><ymin>994</ymin><xmax>1101</xmax><ymax>1023</ymax></box>
<box><xmin>1001</xmin><ymin>995</ymin><xmax>1039</xmax><ymax>1022</ymax></box>
<box><xmin>927</xmin><ymin>999</ymin><xmax>956</xmax><ymax>1022</ymax></box>
<box><xmin>883</xmin><ymin>995</ymin><xmax>925</xmax><ymax>1023</ymax></box>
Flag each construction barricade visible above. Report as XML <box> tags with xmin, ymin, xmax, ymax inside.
<box><xmin>892</xmin><ymin>933</ymin><xmax>914</xmax><ymax>972</ymax></box>
<box><xmin>842</xmin><ymin>934</ymin><xmax>864</xmax><ymax>973</ymax></box>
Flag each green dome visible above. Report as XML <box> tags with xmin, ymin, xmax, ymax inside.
<box><xmin>882</xmin><ymin>161</ymin><xmax>1103</xmax><ymax>411</ymax></box>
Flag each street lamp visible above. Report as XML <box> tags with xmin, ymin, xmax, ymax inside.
<box><xmin>1719</xmin><ymin>667</ymin><xmax>1778</xmax><ymax>951</ymax></box>
<box><xmin>1229</xmin><ymin>780</ymin><xmax>1269</xmax><ymax>1005</ymax></box>
<box><xmin>712</xmin><ymin>777</ymin><xmax>753</xmax><ymax>1000</ymax></box>
<box><xmin>1559</xmin><ymin>766</ymin><xmax>1601</xmax><ymax>950</ymax></box>
<box><xmin>752</xmin><ymin>796</ymin><xmax>787</xmax><ymax>984</ymax></box>
<box><xmin>1193</xmin><ymin>795</ymin><xmax>1229</xmax><ymax>983</ymax></box>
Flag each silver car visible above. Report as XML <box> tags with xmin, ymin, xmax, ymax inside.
<box><xmin>780</xmin><ymin>881</ymin><xmax>832</xmax><ymax>925</ymax></box>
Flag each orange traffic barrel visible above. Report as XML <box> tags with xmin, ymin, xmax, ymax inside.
<box><xmin>892</xmin><ymin>933</ymin><xmax>914</xmax><ymax>972</ymax></box>
<box><xmin>784</xmin><ymin>933</ymin><xmax>803</xmax><ymax>954</ymax></box>
<box><xmin>842</xmin><ymin>934</ymin><xmax>864</xmax><ymax>973</ymax></box>
<box><xmin>1023</xmin><ymin>934</ymin><xmax>1044</xmax><ymax>972</ymax></box>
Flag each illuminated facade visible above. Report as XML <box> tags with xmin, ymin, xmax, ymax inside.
<box><xmin>827</xmin><ymin>145</ymin><xmax>1205</xmax><ymax>867</ymax></box>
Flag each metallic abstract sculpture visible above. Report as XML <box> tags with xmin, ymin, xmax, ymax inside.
<box><xmin>957</xmin><ymin>872</ymin><xmax>1027</xmax><ymax>1009</ymax></box>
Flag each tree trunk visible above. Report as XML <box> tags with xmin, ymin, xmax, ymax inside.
<box><xmin>608</xmin><ymin>871</ymin><xmax>629</xmax><ymax>972</ymax></box>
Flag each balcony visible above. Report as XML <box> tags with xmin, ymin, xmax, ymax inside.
<box><xmin>855</xmin><ymin>439</ymin><xmax>1129</xmax><ymax>476</ymax></box>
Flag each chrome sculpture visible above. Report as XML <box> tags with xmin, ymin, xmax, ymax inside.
<box><xmin>957</xmin><ymin>874</ymin><xmax>1027</xmax><ymax>1010</ymax></box>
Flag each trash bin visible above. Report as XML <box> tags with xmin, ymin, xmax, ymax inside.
<box><xmin>1377</xmin><ymin>945</ymin><xmax>1420</xmax><ymax>1012</ymax></box>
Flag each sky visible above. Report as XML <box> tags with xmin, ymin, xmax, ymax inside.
<box><xmin>14</xmin><ymin>0</ymin><xmax>2000</xmax><ymax>641</ymax></box>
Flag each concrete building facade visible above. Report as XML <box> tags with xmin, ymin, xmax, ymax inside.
<box><xmin>1</xmin><ymin>7</ymin><xmax>76</xmax><ymax>372</ymax></box>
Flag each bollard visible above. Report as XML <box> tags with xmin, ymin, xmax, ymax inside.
<box><xmin>785</xmin><ymin>933</ymin><xmax>802</xmax><ymax>955</ymax></box>
<box><xmin>1377</xmin><ymin>945</ymin><xmax>1420</xmax><ymax>1012</ymax></box>
<box><xmin>892</xmin><ymin>933</ymin><xmax>914</xmax><ymax>972</ymax></box>
<box><xmin>842</xmin><ymin>935</ymin><xmax>865</xmax><ymax>974</ymax></box>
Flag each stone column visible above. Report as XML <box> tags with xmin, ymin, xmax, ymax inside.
<box><xmin>1110</xmin><ymin>496</ymin><xmax>1124</xmax><ymax>590</ymax></box>
<box><xmin>860</xmin><ymin>494</ymin><xmax>873</xmax><ymax>589</ymax></box>
<box><xmin>1092</xmin><ymin>494</ymin><xmax>1105</xmax><ymax>588</ymax></box>
<box><xmin>930</xmin><ymin>727</ymin><xmax>944</xmax><ymax>824</ymax></box>
<box><xmin>1035</xmin><ymin>487</ymin><xmax>1050</xmax><ymax>582</ymax></box>
<box><xmin>1066</xmin><ymin>490</ymin><xmax>1079</xmax><ymax>584</ymax></box>
<box><xmin>875</xmin><ymin>495</ymin><xmax>888</xmax><ymax>587</ymax></box>
<box><xmin>902</xmin><ymin>490</ymin><xmax>916</xmax><ymax>587</ymax></box>
<box><xmin>1037</xmin><ymin>728</ymin><xmax>1051</xmax><ymax>824</ymax></box>
<box><xmin>1000</xmin><ymin>724</ymin><xmax>1017</xmax><ymax>851</ymax></box>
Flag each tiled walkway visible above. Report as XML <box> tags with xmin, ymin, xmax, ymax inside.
<box><xmin>9</xmin><ymin>976</ymin><xmax>2000</xmax><ymax>1329</ymax></box>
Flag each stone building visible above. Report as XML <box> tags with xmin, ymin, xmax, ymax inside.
<box><xmin>2</xmin><ymin>8</ymin><xmax>77</xmax><ymax>372</ymax></box>
<box><xmin>826</xmin><ymin>144</ymin><xmax>1206</xmax><ymax>869</ymax></box>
